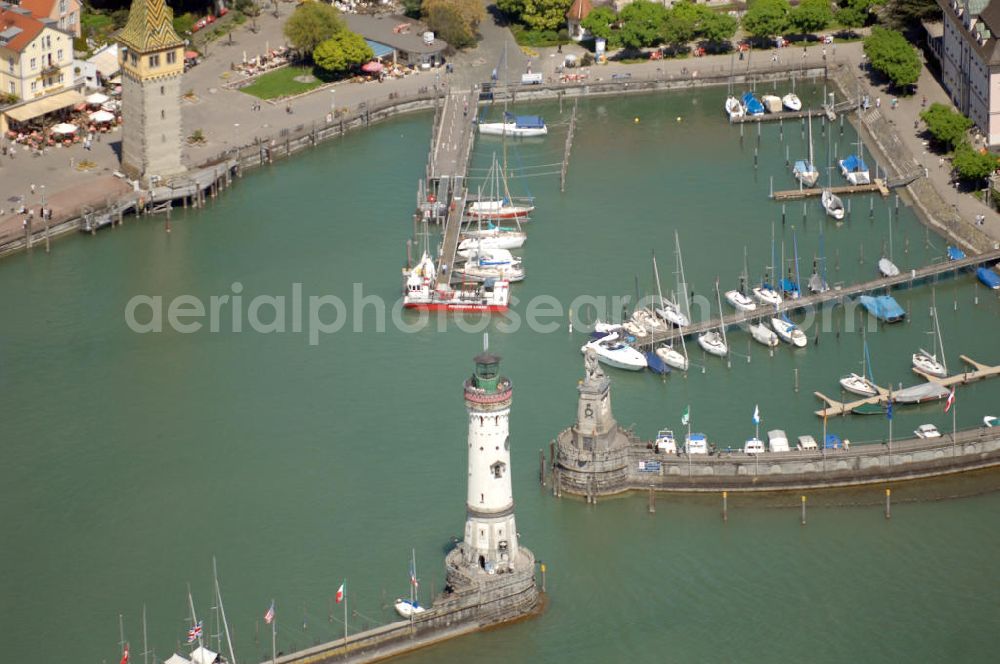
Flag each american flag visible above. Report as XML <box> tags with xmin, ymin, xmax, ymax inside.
<box><xmin>264</xmin><ymin>601</ymin><xmax>275</xmax><ymax>625</ymax></box>
<box><xmin>945</xmin><ymin>388</ymin><xmax>956</xmax><ymax>413</ymax></box>
<box><xmin>186</xmin><ymin>621</ymin><xmax>202</xmax><ymax>644</ymax></box>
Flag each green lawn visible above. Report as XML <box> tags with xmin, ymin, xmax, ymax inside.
<box><xmin>239</xmin><ymin>66</ymin><xmax>324</xmax><ymax>100</ymax></box>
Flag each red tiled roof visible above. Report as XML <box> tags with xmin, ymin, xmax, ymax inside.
<box><xmin>18</xmin><ymin>0</ymin><xmax>57</xmax><ymax>20</ymax></box>
<box><xmin>566</xmin><ymin>0</ymin><xmax>593</xmax><ymax>21</ymax></box>
<box><xmin>0</xmin><ymin>8</ymin><xmax>45</xmax><ymax>52</ymax></box>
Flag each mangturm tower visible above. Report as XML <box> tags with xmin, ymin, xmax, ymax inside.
<box><xmin>442</xmin><ymin>343</ymin><xmax>539</xmax><ymax>622</ymax></box>
<box><xmin>116</xmin><ymin>0</ymin><xmax>186</xmax><ymax>185</ymax></box>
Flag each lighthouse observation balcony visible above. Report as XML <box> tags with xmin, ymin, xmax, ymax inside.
<box><xmin>463</xmin><ymin>378</ymin><xmax>512</xmax><ymax>406</ymax></box>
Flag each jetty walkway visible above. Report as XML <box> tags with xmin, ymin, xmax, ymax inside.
<box><xmin>641</xmin><ymin>248</ymin><xmax>1000</xmax><ymax>347</ymax></box>
<box><xmin>426</xmin><ymin>88</ymin><xmax>478</xmax><ymax>287</ymax></box>
<box><xmin>772</xmin><ymin>179</ymin><xmax>889</xmax><ymax>200</ymax></box>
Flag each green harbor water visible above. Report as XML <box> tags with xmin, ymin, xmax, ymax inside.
<box><xmin>2</xmin><ymin>86</ymin><xmax>1000</xmax><ymax>663</ymax></box>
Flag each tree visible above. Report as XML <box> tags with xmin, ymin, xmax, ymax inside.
<box><xmin>424</xmin><ymin>0</ymin><xmax>484</xmax><ymax>48</ymax></box>
<box><xmin>863</xmin><ymin>27</ymin><xmax>921</xmax><ymax>89</ymax></box>
<box><xmin>741</xmin><ymin>0</ymin><xmax>790</xmax><ymax>41</ymax></box>
<box><xmin>836</xmin><ymin>0</ymin><xmax>874</xmax><ymax>29</ymax></box>
<box><xmin>662</xmin><ymin>1</ymin><xmax>701</xmax><ymax>48</ymax></box>
<box><xmin>788</xmin><ymin>0</ymin><xmax>832</xmax><ymax>33</ymax></box>
<box><xmin>499</xmin><ymin>0</ymin><xmax>574</xmax><ymax>32</ymax></box>
<box><xmin>580</xmin><ymin>5</ymin><xmax>617</xmax><ymax>41</ymax></box>
<box><xmin>919</xmin><ymin>103</ymin><xmax>972</xmax><ymax>150</ymax></box>
<box><xmin>313</xmin><ymin>30</ymin><xmax>373</xmax><ymax>74</ymax></box>
<box><xmin>699</xmin><ymin>11</ymin><xmax>738</xmax><ymax>45</ymax></box>
<box><xmin>882</xmin><ymin>0</ymin><xmax>940</xmax><ymax>29</ymax></box>
<box><xmin>952</xmin><ymin>141</ymin><xmax>999</xmax><ymax>185</ymax></box>
<box><xmin>283</xmin><ymin>2</ymin><xmax>345</xmax><ymax>57</ymax></box>
<box><xmin>619</xmin><ymin>0</ymin><xmax>668</xmax><ymax>50</ymax></box>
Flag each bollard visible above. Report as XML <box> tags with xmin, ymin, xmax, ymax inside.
<box><xmin>801</xmin><ymin>495</ymin><xmax>807</xmax><ymax>525</ymax></box>
<box><xmin>648</xmin><ymin>487</ymin><xmax>655</xmax><ymax>514</ymax></box>
<box><xmin>722</xmin><ymin>491</ymin><xmax>728</xmax><ymax>522</ymax></box>
<box><xmin>782</xmin><ymin>203</ymin><xmax>786</xmax><ymax>226</ymax></box>
<box><xmin>794</xmin><ymin>367</ymin><xmax>800</xmax><ymax>392</ymax></box>
<box><xmin>885</xmin><ymin>488</ymin><xmax>891</xmax><ymax>519</ymax></box>
<box><xmin>540</xmin><ymin>562</ymin><xmax>547</xmax><ymax>593</ymax></box>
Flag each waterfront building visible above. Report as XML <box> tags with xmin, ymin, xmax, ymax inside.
<box><xmin>566</xmin><ymin>0</ymin><xmax>593</xmax><ymax>42</ymax></box>
<box><xmin>935</xmin><ymin>0</ymin><xmax>1000</xmax><ymax>145</ymax></box>
<box><xmin>116</xmin><ymin>0</ymin><xmax>186</xmax><ymax>185</ymax></box>
<box><xmin>16</xmin><ymin>0</ymin><xmax>80</xmax><ymax>37</ymax></box>
<box><xmin>0</xmin><ymin>3</ymin><xmax>74</xmax><ymax>101</ymax></box>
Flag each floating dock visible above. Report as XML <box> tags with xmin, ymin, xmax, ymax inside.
<box><xmin>640</xmin><ymin>248</ymin><xmax>1000</xmax><ymax>347</ymax></box>
<box><xmin>772</xmin><ymin>178</ymin><xmax>889</xmax><ymax>200</ymax></box>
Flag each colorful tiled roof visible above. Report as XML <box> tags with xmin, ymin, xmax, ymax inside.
<box><xmin>566</xmin><ymin>0</ymin><xmax>593</xmax><ymax>21</ymax></box>
<box><xmin>18</xmin><ymin>0</ymin><xmax>57</xmax><ymax>19</ymax></box>
<box><xmin>116</xmin><ymin>0</ymin><xmax>183</xmax><ymax>53</ymax></box>
<box><xmin>0</xmin><ymin>8</ymin><xmax>44</xmax><ymax>52</ymax></box>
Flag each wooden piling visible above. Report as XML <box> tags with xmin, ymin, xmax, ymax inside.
<box><xmin>722</xmin><ymin>490</ymin><xmax>728</xmax><ymax>522</ymax></box>
<box><xmin>801</xmin><ymin>495</ymin><xmax>807</xmax><ymax>525</ymax></box>
<box><xmin>539</xmin><ymin>449</ymin><xmax>546</xmax><ymax>486</ymax></box>
<box><xmin>885</xmin><ymin>488</ymin><xmax>891</xmax><ymax>519</ymax></box>
<box><xmin>648</xmin><ymin>487</ymin><xmax>655</xmax><ymax>514</ymax></box>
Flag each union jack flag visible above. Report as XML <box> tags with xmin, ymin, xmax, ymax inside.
<box><xmin>186</xmin><ymin>621</ymin><xmax>202</xmax><ymax>644</ymax></box>
<box><xmin>409</xmin><ymin>561</ymin><xmax>418</xmax><ymax>589</ymax></box>
<box><xmin>264</xmin><ymin>601</ymin><xmax>275</xmax><ymax>625</ymax></box>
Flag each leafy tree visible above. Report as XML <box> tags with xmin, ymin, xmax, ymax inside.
<box><xmin>619</xmin><ymin>0</ymin><xmax>668</xmax><ymax>50</ymax></box>
<box><xmin>952</xmin><ymin>141</ymin><xmax>999</xmax><ymax>185</ymax></box>
<box><xmin>424</xmin><ymin>0</ymin><xmax>484</xmax><ymax>48</ymax></box>
<box><xmin>313</xmin><ymin>30</ymin><xmax>373</xmax><ymax>74</ymax></box>
<box><xmin>402</xmin><ymin>0</ymin><xmax>422</xmax><ymax>19</ymax></box>
<box><xmin>863</xmin><ymin>27</ymin><xmax>921</xmax><ymax>89</ymax></box>
<box><xmin>741</xmin><ymin>0</ymin><xmax>790</xmax><ymax>41</ymax></box>
<box><xmin>919</xmin><ymin>103</ymin><xmax>972</xmax><ymax>150</ymax></box>
<box><xmin>499</xmin><ymin>0</ymin><xmax>574</xmax><ymax>32</ymax></box>
<box><xmin>580</xmin><ymin>5</ymin><xmax>617</xmax><ymax>41</ymax></box>
<box><xmin>699</xmin><ymin>11</ymin><xmax>738</xmax><ymax>45</ymax></box>
<box><xmin>882</xmin><ymin>0</ymin><xmax>940</xmax><ymax>29</ymax></box>
<box><xmin>663</xmin><ymin>1</ymin><xmax>700</xmax><ymax>48</ymax></box>
<box><xmin>283</xmin><ymin>2</ymin><xmax>345</xmax><ymax>57</ymax></box>
<box><xmin>235</xmin><ymin>0</ymin><xmax>260</xmax><ymax>16</ymax></box>
<box><xmin>788</xmin><ymin>0</ymin><xmax>832</xmax><ymax>33</ymax></box>
<box><xmin>836</xmin><ymin>0</ymin><xmax>874</xmax><ymax>29</ymax></box>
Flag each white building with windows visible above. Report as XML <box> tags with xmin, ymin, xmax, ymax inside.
<box><xmin>0</xmin><ymin>3</ymin><xmax>73</xmax><ymax>101</ymax></box>
<box><xmin>937</xmin><ymin>0</ymin><xmax>1000</xmax><ymax>145</ymax></box>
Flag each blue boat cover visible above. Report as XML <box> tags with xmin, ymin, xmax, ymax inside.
<box><xmin>505</xmin><ymin>112</ymin><xmax>545</xmax><ymax>128</ymax></box>
<box><xmin>780</xmin><ymin>277</ymin><xmax>800</xmax><ymax>295</ymax></box>
<box><xmin>977</xmin><ymin>266</ymin><xmax>1000</xmax><ymax>289</ymax></box>
<box><xmin>947</xmin><ymin>246</ymin><xmax>966</xmax><ymax>261</ymax></box>
<box><xmin>741</xmin><ymin>92</ymin><xmax>764</xmax><ymax>115</ymax></box>
<box><xmin>841</xmin><ymin>154</ymin><xmax>868</xmax><ymax>173</ymax></box>
<box><xmin>824</xmin><ymin>434</ymin><xmax>842</xmax><ymax>449</ymax></box>
<box><xmin>793</xmin><ymin>160</ymin><xmax>814</xmax><ymax>174</ymax></box>
<box><xmin>860</xmin><ymin>295</ymin><xmax>906</xmax><ymax>322</ymax></box>
<box><xmin>644</xmin><ymin>351</ymin><xmax>671</xmax><ymax>375</ymax></box>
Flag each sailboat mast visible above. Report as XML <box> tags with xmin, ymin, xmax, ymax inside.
<box><xmin>807</xmin><ymin>113</ymin><xmax>814</xmax><ymax>165</ymax></box>
<box><xmin>118</xmin><ymin>614</ymin><xmax>126</xmax><ymax>660</ymax></box>
<box><xmin>214</xmin><ymin>558</ymin><xmax>239</xmax><ymax>664</ymax></box>
<box><xmin>187</xmin><ymin>584</ymin><xmax>203</xmax><ymax>649</ymax></box>
<box><xmin>652</xmin><ymin>250</ymin><xmax>665</xmax><ymax>308</ymax></box>
<box><xmin>675</xmin><ymin>231</ymin><xmax>691</xmax><ymax>320</ymax></box>
<box><xmin>410</xmin><ymin>549</ymin><xmax>418</xmax><ymax>606</ymax></box>
<box><xmin>933</xmin><ymin>288</ymin><xmax>947</xmax><ymax>373</ymax></box>
<box><xmin>715</xmin><ymin>279</ymin><xmax>728</xmax><ymax>348</ymax></box>
<box><xmin>792</xmin><ymin>232</ymin><xmax>801</xmax><ymax>294</ymax></box>
<box><xmin>142</xmin><ymin>604</ymin><xmax>149</xmax><ymax>664</ymax></box>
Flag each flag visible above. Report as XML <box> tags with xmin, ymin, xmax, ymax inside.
<box><xmin>752</xmin><ymin>405</ymin><xmax>760</xmax><ymax>425</ymax></box>
<box><xmin>186</xmin><ymin>620</ymin><xmax>202</xmax><ymax>643</ymax></box>
<box><xmin>886</xmin><ymin>399</ymin><xmax>893</xmax><ymax>421</ymax></box>
<box><xmin>120</xmin><ymin>643</ymin><xmax>129</xmax><ymax>664</ymax></box>
<box><xmin>335</xmin><ymin>582</ymin><xmax>345</xmax><ymax>604</ymax></box>
<box><xmin>945</xmin><ymin>388</ymin><xmax>956</xmax><ymax>413</ymax></box>
<box><xmin>681</xmin><ymin>406</ymin><xmax>690</xmax><ymax>426</ymax></box>
<box><xmin>264</xmin><ymin>601</ymin><xmax>275</xmax><ymax>625</ymax></box>
<box><xmin>409</xmin><ymin>561</ymin><xmax>418</xmax><ymax>589</ymax></box>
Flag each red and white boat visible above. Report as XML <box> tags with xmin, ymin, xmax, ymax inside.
<box><xmin>403</xmin><ymin>252</ymin><xmax>510</xmax><ymax>312</ymax></box>
<box><xmin>467</xmin><ymin>199</ymin><xmax>534</xmax><ymax>220</ymax></box>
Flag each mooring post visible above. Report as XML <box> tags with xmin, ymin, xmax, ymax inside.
<box><xmin>801</xmin><ymin>495</ymin><xmax>807</xmax><ymax>525</ymax></box>
<box><xmin>794</xmin><ymin>367</ymin><xmax>799</xmax><ymax>392</ymax></box>
<box><xmin>648</xmin><ymin>487</ymin><xmax>655</xmax><ymax>514</ymax></box>
<box><xmin>782</xmin><ymin>203</ymin><xmax>786</xmax><ymax>226</ymax></box>
<box><xmin>722</xmin><ymin>490</ymin><xmax>728</xmax><ymax>522</ymax></box>
<box><xmin>885</xmin><ymin>488</ymin><xmax>891</xmax><ymax>519</ymax></box>
<box><xmin>539</xmin><ymin>449</ymin><xmax>546</xmax><ymax>486</ymax></box>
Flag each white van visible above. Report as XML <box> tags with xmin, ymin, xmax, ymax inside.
<box><xmin>797</xmin><ymin>435</ymin><xmax>818</xmax><ymax>451</ymax></box>
<box><xmin>767</xmin><ymin>429</ymin><xmax>790</xmax><ymax>453</ymax></box>
<box><xmin>744</xmin><ymin>438</ymin><xmax>765</xmax><ymax>455</ymax></box>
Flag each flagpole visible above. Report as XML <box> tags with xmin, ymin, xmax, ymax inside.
<box><xmin>952</xmin><ymin>390</ymin><xmax>957</xmax><ymax>457</ymax></box>
<box><xmin>271</xmin><ymin>599</ymin><xmax>276</xmax><ymax>664</ymax></box>
<box><xmin>343</xmin><ymin>579</ymin><xmax>348</xmax><ymax>651</ymax></box>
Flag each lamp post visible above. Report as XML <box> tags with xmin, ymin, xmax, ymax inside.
<box><xmin>41</xmin><ymin>184</ymin><xmax>49</xmax><ymax>253</ymax></box>
<box><xmin>330</xmin><ymin>89</ymin><xmax>336</xmax><ymax>117</ymax></box>
<box><xmin>233</xmin><ymin>123</ymin><xmax>240</xmax><ymax>157</ymax></box>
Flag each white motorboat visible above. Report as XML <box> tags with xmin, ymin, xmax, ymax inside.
<box><xmin>821</xmin><ymin>189</ymin><xmax>845</xmax><ymax>220</ymax></box>
<box><xmin>457</xmin><ymin>234</ymin><xmax>526</xmax><ymax>255</ymax></box>
<box><xmin>622</xmin><ymin>321</ymin><xmax>648</xmax><ymax>339</ymax></box>
<box><xmin>749</xmin><ymin>321</ymin><xmax>779</xmax><ymax>347</ymax></box>
<box><xmin>697</xmin><ymin>330</ymin><xmax>728</xmax><ymax>357</ymax></box>
<box><xmin>655</xmin><ymin>300</ymin><xmax>689</xmax><ymax>327</ymax></box>
<box><xmin>770</xmin><ymin>316</ymin><xmax>807</xmax><ymax>347</ymax></box>
<box><xmin>581</xmin><ymin>334</ymin><xmax>647</xmax><ymax>371</ymax></box>
<box><xmin>744</xmin><ymin>438</ymin><xmax>765</xmax><ymax>454</ymax></box>
<box><xmin>912</xmin><ymin>348</ymin><xmax>946</xmax><ymax>378</ymax></box>
<box><xmin>594</xmin><ymin>320</ymin><xmax>623</xmax><ymax>336</ymax></box>
<box><xmin>655</xmin><ymin>429</ymin><xmax>677</xmax><ymax>453</ymax></box>
<box><xmin>914</xmin><ymin>424</ymin><xmax>942</xmax><ymax>439</ymax></box>
<box><xmin>782</xmin><ymin>93</ymin><xmax>802</xmax><ymax>111</ymax></box>
<box><xmin>839</xmin><ymin>372</ymin><xmax>878</xmax><ymax>397</ymax></box>
<box><xmin>725</xmin><ymin>289</ymin><xmax>757</xmax><ymax>312</ymax></box>
<box><xmin>725</xmin><ymin>96</ymin><xmax>745</xmax><ymax>120</ymax></box>
<box><xmin>767</xmin><ymin>429</ymin><xmax>790</xmax><ymax>452</ymax></box>
<box><xmin>467</xmin><ymin>199</ymin><xmax>534</xmax><ymax>220</ymax></box>
<box><xmin>655</xmin><ymin>345</ymin><xmax>689</xmax><ymax>371</ymax></box>
<box><xmin>478</xmin><ymin>112</ymin><xmax>548</xmax><ymax>137</ymax></box>
<box><xmin>686</xmin><ymin>433</ymin><xmax>709</xmax><ymax>454</ymax></box>
<box><xmin>878</xmin><ymin>256</ymin><xmax>900</xmax><ymax>277</ymax></box>
<box><xmin>751</xmin><ymin>284</ymin><xmax>782</xmax><ymax>307</ymax></box>
<box><xmin>761</xmin><ymin>94</ymin><xmax>783</xmax><ymax>113</ymax></box>
<box><xmin>394</xmin><ymin>598</ymin><xmax>426</xmax><ymax>618</ymax></box>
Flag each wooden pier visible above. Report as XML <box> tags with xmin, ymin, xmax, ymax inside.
<box><xmin>814</xmin><ymin>355</ymin><xmax>1000</xmax><ymax>417</ymax></box>
<box><xmin>772</xmin><ymin>178</ymin><xmax>889</xmax><ymax>200</ymax></box>
<box><xmin>732</xmin><ymin>98</ymin><xmax>857</xmax><ymax>124</ymax></box>
<box><xmin>641</xmin><ymin>248</ymin><xmax>1000</xmax><ymax>347</ymax></box>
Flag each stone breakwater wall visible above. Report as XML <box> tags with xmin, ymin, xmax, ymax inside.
<box><xmin>556</xmin><ymin>427</ymin><xmax>1000</xmax><ymax>495</ymax></box>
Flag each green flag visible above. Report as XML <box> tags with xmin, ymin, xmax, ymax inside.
<box><xmin>681</xmin><ymin>405</ymin><xmax>690</xmax><ymax>426</ymax></box>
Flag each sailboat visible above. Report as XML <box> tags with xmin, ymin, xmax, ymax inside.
<box><xmin>912</xmin><ymin>289</ymin><xmax>947</xmax><ymax>377</ymax></box>
<box><xmin>793</xmin><ymin>114</ymin><xmax>820</xmax><ymax>187</ymax></box>
<box><xmin>779</xmin><ymin>233</ymin><xmax>801</xmax><ymax>300</ymax></box>
<box><xmin>454</xmin><ymin>247</ymin><xmax>525</xmax><ymax>283</ymax></box>
<box><xmin>725</xmin><ymin>248</ymin><xmax>757</xmax><ymax>312</ymax></box>
<box><xmin>654</xmin><ymin>235</ymin><xmax>690</xmax><ymax>327</ymax></box>
<box><xmin>839</xmin><ymin>109</ymin><xmax>870</xmax><ymax>185</ymax></box>
<box><xmin>478</xmin><ymin>111</ymin><xmax>548</xmax><ymax>137</ymax></box>
<box><xmin>821</xmin><ymin>189</ymin><xmax>845</xmax><ymax>220</ymax></box>
<box><xmin>752</xmin><ymin>224</ymin><xmax>783</xmax><ymax>306</ymax></box>
<box><xmin>771</xmin><ymin>314</ymin><xmax>808</xmax><ymax>347</ymax></box>
<box><xmin>749</xmin><ymin>319</ymin><xmax>779</xmax><ymax>347</ymax></box>
<box><xmin>741</xmin><ymin>91</ymin><xmax>765</xmax><ymax>116</ymax></box>
<box><xmin>808</xmin><ymin>225</ymin><xmax>829</xmax><ymax>294</ymax></box>
<box><xmin>840</xmin><ymin>328</ymin><xmax>878</xmax><ymax>397</ymax></box>
<box><xmin>725</xmin><ymin>95</ymin><xmax>745</xmax><ymax>120</ymax></box>
<box><xmin>652</xmin><ymin>248</ymin><xmax>688</xmax><ymax>370</ymax></box>
<box><xmin>878</xmin><ymin>216</ymin><xmax>899</xmax><ymax>277</ymax></box>
<box><xmin>466</xmin><ymin>155</ymin><xmax>534</xmax><ymax>220</ymax></box>
<box><xmin>782</xmin><ymin>93</ymin><xmax>802</xmax><ymax>111</ymax></box>
<box><xmin>698</xmin><ymin>280</ymin><xmax>729</xmax><ymax>357</ymax></box>
<box><xmin>395</xmin><ymin>549</ymin><xmax>426</xmax><ymax>618</ymax></box>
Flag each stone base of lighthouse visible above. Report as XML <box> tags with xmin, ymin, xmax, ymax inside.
<box><xmin>436</xmin><ymin>544</ymin><xmax>539</xmax><ymax>627</ymax></box>
<box><xmin>555</xmin><ymin>425</ymin><xmax>635</xmax><ymax>497</ymax></box>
